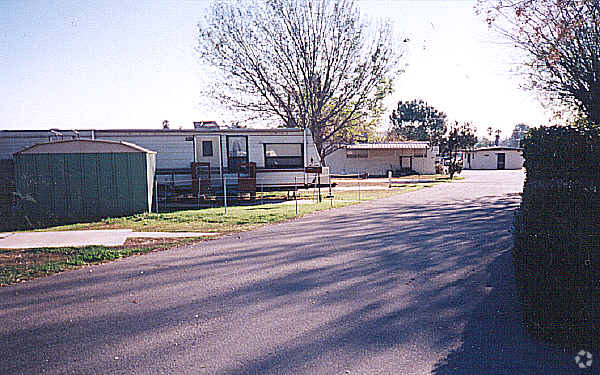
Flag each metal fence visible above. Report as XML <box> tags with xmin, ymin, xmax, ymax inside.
<box><xmin>153</xmin><ymin>175</ymin><xmax>339</xmax><ymax>215</ymax></box>
<box><xmin>152</xmin><ymin>172</ymin><xmax>405</xmax><ymax>215</ymax></box>
<box><xmin>2</xmin><ymin>168</ymin><xmax>418</xmax><ymax>232</ymax></box>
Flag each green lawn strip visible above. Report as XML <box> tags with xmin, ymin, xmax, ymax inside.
<box><xmin>1</xmin><ymin>180</ymin><xmax>449</xmax><ymax>286</ymax></box>
<box><xmin>45</xmin><ymin>200</ymin><xmax>352</xmax><ymax>233</ymax></box>
<box><xmin>0</xmin><ymin>239</ymin><xmax>190</xmax><ymax>286</ymax></box>
<box><xmin>260</xmin><ymin>182</ymin><xmax>436</xmax><ymax>200</ymax></box>
<box><xmin>43</xmin><ymin>183</ymin><xmax>437</xmax><ymax>234</ymax></box>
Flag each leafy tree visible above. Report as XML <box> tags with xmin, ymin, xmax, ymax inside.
<box><xmin>479</xmin><ymin>0</ymin><xmax>600</xmax><ymax>124</ymax></box>
<box><xmin>388</xmin><ymin>99</ymin><xmax>447</xmax><ymax>145</ymax></box>
<box><xmin>509</xmin><ymin>123</ymin><xmax>530</xmax><ymax>147</ymax></box>
<box><xmin>197</xmin><ymin>0</ymin><xmax>400</xmax><ymax>165</ymax></box>
<box><xmin>440</xmin><ymin>122</ymin><xmax>478</xmax><ymax>179</ymax></box>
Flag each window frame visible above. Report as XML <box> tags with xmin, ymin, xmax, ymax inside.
<box><xmin>413</xmin><ymin>149</ymin><xmax>426</xmax><ymax>158</ymax></box>
<box><xmin>346</xmin><ymin>149</ymin><xmax>368</xmax><ymax>159</ymax></box>
<box><xmin>202</xmin><ymin>140</ymin><xmax>214</xmax><ymax>157</ymax></box>
<box><xmin>226</xmin><ymin>135</ymin><xmax>249</xmax><ymax>172</ymax></box>
<box><xmin>263</xmin><ymin>143</ymin><xmax>304</xmax><ymax>169</ymax></box>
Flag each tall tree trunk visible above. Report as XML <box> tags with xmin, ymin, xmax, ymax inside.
<box><xmin>319</xmin><ymin>150</ymin><xmax>327</xmax><ymax>167</ymax></box>
<box><xmin>588</xmin><ymin>91</ymin><xmax>600</xmax><ymax>125</ymax></box>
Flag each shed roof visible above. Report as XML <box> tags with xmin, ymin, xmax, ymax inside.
<box><xmin>346</xmin><ymin>142</ymin><xmax>429</xmax><ymax>150</ymax></box>
<box><xmin>15</xmin><ymin>139</ymin><xmax>156</xmax><ymax>154</ymax></box>
<box><xmin>470</xmin><ymin>146</ymin><xmax>523</xmax><ymax>152</ymax></box>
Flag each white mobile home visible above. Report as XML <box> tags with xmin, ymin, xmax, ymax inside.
<box><xmin>463</xmin><ymin>147</ymin><xmax>524</xmax><ymax>170</ymax></box>
<box><xmin>325</xmin><ymin>142</ymin><xmax>437</xmax><ymax>176</ymax></box>
<box><xmin>0</xmin><ymin>125</ymin><xmax>328</xmax><ymax>191</ymax></box>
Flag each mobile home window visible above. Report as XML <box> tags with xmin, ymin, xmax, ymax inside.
<box><xmin>414</xmin><ymin>149</ymin><xmax>426</xmax><ymax>157</ymax></box>
<box><xmin>369</xmin><ymin>149</ymin><xmax>388</xmax><ymax>158</ymax></box>
<box><xmin>202</xmin><ymin>141</ymin><xmax>213</xmax><ymax>157</ymax></box>
<box><xmin>346</xmin><ymin>149</ymin><xmax>368</xmax><ymax>158</ymax></box>
<box><xmin>264</xmin><ymin>143</ymin><xmax>303</xmax><ymax>169</ymax></box>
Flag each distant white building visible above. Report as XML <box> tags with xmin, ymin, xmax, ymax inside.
<box><xmin>325</xmin><ymin>142</ymin><xmax>437</xmax><ymax>176</ymax></box>
<box><xmin>463</xmin><ymin>147</ymin><xmax>524</xmax><ymax>170</ymax></box>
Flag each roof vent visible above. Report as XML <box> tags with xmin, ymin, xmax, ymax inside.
<box><xmin>193</xmin><ymin>121</ymin><xmax>219</xmax><ymax>129</ymax></box>
<box><xmin>49</xmin><ymin>129</ymin><xmax>64</xmax><ymax>142</ymax></box>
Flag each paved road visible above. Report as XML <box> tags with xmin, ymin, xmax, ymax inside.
<box><xmin>0</xmin><ymin>170</ymin><xmax>586</xmax><ymax>374</ymax></box>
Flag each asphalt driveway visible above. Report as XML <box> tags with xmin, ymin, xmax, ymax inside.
<box><xmin>0</xmin><ymin>170</ymin><xmax>586</xmax><ymax>374</ymax></box>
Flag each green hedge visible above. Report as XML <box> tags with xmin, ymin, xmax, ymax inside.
<box><xmin>522</xmin><ymin>125</ymin><xmax>600</xmax><ymax>182</ymax></box>
<box><xmin>514</xmin><ymin>125</ymin><xmax>600</xmax><ymax>345</ymax></box>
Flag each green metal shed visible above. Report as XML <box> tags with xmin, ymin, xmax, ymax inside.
<box><xmin>14</xmin><ymin>139</ymin><xmax>156</xmax><ymax>220</ymax></box>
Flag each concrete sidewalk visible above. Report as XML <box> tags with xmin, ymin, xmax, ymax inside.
<box><xmin>0</xmin><ymin>230</ymin><xmax>218</xmax><ymax>249</ymax></box>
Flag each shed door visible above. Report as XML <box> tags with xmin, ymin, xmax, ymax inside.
<box><xmin>497</xmin><ymin>153</ymin><xmax>506</xmax><ymax>169</ymax></box>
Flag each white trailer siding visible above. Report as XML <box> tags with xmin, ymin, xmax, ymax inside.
<box><xmin>191</xmin><ymin>130</ymin><xmax>316</xmax><ymax>170</ymax></box>
<box><xmin>1</xmin><ymin>128</ymin><xmax>328</xmax><ymax>189</ymax></box>
<box><xmin>194</xmin><ymin>135</ymin><xmax>222</xmax><ymax>167</ymax></box>
<box><xmin>464</xmin><ymin>148</ymin><xmax>524</xmax><ymax>170</ymax></box>
<box><xmin>1</xmin><ymin>129</ymin><xmax>316</xmax><ymax>169</ymax></box>
<box><xmin>193</xmin><ymin>130</ymin><xmax>325</xmax><ymax>187</ymax></box>
<box><xmin>249</xmin><ymin>133</ymin><xmax>308</xmax><ymax>168</ymax></box>
<box><xmin>0</xmin><ymin>130</ymin><xmax>94</xmax><ymax>160</ymax></box>
<box><xmin>326</xmin><ymin>146</ymin><xmax>436</xmax><ymax>176</ymax></box>
<box><xmin>95</xmin><ymin>132</ymin><xmax>194</xmax><ymax>170</ymax></box>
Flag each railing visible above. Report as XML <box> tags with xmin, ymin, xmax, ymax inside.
<box><xmin>151</xmin><ymin>171</ymin><xmax>404</xmax><ymax>217</ymax></box>
<box><xmin>152</xmin><ymin>173</ymin><xmax>347</xmax><ymax>215</ymax></box>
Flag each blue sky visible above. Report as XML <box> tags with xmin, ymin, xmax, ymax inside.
<box><xmin>0</xmin><ymin>0</ymin><xmax>551</xmax><ymax>137</ymax></box>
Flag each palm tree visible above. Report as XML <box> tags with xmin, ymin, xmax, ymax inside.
<box><xmin>494</xmin><ymin>129</ymin><xmax>502</xmax><ymax>146</ymax></box>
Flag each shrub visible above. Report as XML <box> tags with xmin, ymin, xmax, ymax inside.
<box><xmin>514</xmin><ymin>125</ymin><xmax>600</xmax><ymax>346</ymax></box>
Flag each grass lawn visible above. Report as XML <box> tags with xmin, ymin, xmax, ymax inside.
<box><xmin>0</xmin><ymin>178</ymin><xmax>454</xmax><ymax>286</ymax></box>
<box><xmin>0</xmin><ymin>238</ymin><xmax>194</xmax><ymax>286</ymax></box>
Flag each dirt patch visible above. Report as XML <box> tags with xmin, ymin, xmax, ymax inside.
<box><xmin>0</xmin><ymin>250</ymin><xmax>66</xmax><ymax>268</ymax></box>
<box><xmin>120</xmin><ymin>237</ymin><xmax>183</xmax><ymax>248</ymax></box>
<box><xmin>333</xmin><ymin>180</ymin><xmax>413</xmax><ymax>187</ymax></box>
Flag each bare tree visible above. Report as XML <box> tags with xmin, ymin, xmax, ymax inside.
<box><xmin>478</xmin><ymin>0</ymin><xmax>600</xmax><ymax>124</ymax></box>
<box><xmin>197</xmin><ymin>0</ymin><xmax>400</xmax><ymax>164</ymax></box>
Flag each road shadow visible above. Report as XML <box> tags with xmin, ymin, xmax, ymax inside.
<box><xmin>3</xmin><ymin>181</ymin><xmax>582</xmax><ymax>374</ymax></box>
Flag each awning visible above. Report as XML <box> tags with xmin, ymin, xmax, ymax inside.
<box><xmin>345</xmin><ymin>142</ymin><xmax>429</xmax><ymax>150</ymax></box>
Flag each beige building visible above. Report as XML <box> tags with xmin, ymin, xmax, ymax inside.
<box><xmin>463</xmin><ymin>147</ymin><xmax>524</xmax><ymax>170</ymax></box>
<box><xmin>325</xmin><ymin>142</ymin><xmax>437</xmax><ymax>176</ymax></box>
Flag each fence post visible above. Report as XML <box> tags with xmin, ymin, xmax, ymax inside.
<box><xmin>223</xmin><ymin>177</ymin><xmax>227</xmax><ymax>216</ymax></box>
<box><xmin>295</xmin><ymin>177</ymin><xmax>298</xmax><ymax>215</ymax></box>
<box><xmin>154</xmin><ymin>177</ymin><xmax>159</xmax><ymax>213</ymax></box>
<box><xmin>318</xmin><ymin>173</ymin><xmax>321</xmax><ymax>203</ymax></box>
<box><xmin>388</xmin><ymin>170</ymin><xmax>392</xmax><ymax>189</ymax></box>
<box><xmin>329</xmin><ymin>176</ymin><xmax>333</xmax><ymax>207</ymax></box>
<box><xmin>261</xmin><ymin>178</ymin><xmax>264</xmax><ymax>205</ymax></box>
<box><xmin>198</xmin><ymin>177</ymin><xmax>201</xmax><ymax>208</ymax></box>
